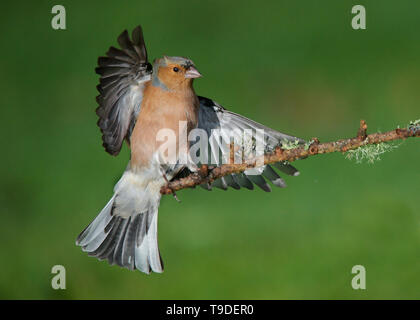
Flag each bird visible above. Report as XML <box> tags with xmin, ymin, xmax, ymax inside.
<box><xmin>76</xmin><ymin>25</ymin><xmax>304</xmax><ymax>274</ymax></box>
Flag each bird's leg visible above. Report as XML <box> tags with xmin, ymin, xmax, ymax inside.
<box><xmin>186</xmin><ymin>152</ymin><xmax>199</xmax><ymax>173</ymax></box>
<box><xmin>160</xmin><ymin>167</ymin><xmax>181</xmax><ymax>202</ymax></box>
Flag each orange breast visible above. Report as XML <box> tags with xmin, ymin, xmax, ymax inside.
<box><xmin>130</xmin><ymin>82</ymin><xmax>199</xmax><ymax>168</ymax></box>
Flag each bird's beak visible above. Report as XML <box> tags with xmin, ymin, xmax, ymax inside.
<box><xmin>185</xmin><ymin>66</ymin><xmax>202</xmax><ymax>79</ymax></box>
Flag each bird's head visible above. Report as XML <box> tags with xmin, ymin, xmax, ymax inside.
<box><xmin>152</xmin><ymin>56</ymin><xmax>202</xmax><ymax>91</ymax></box>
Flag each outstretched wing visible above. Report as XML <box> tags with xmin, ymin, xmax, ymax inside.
<box><xmin>195</xmin><ymin>96</ymin><xmax>305</xmax><ymax>192</ymax></box>
<box><xmin>95</xmin><ymin>25</ymin><xmax>152</xmax><ymax>156</ymax></box>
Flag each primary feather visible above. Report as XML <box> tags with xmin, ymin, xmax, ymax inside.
<box><xmin>95</xmin><ymin>26</ymin><xmax>152</xmax><ymax>156</ymax></box>
<box><xmin>195</xmin><ymin>96</ymin><xmax>304</xmax><ymax>191</ymax></box>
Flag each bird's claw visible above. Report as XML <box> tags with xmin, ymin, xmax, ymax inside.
<box><xmin>161</xmin><ymin>169</ymin><xmax>181</xmax><ymax>202</ymax></box>
<box><xmin>172</xmin><ymin>192</ymin><xmax>181</xmax><ymax>202</ymax></box>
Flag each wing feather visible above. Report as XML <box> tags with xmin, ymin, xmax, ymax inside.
<box><xmin>95</xmin><ymin>25</ymin><xmax>152</xmax><ymax>156</ymax></box>
<box><xmin>196</xmin><ymin>96</ymin><xmax>304</xmax><ymax>192</ymax></box>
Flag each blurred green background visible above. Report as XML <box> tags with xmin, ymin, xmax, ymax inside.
<box><xmin>1</xmin><ymin>0</ymin><xmax>419</xmax><ymax>299</ymax></box>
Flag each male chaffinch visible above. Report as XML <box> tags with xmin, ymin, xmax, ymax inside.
<box><xmin>76</xmin><ymin>25</ymin><xmax>304</xmax><ymax>274</ymax></box>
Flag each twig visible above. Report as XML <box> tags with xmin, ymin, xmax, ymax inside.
<box><xmin>161</xmin><ymin>120</ymin><xmax>420</xmax><ymax>195</ymax></box>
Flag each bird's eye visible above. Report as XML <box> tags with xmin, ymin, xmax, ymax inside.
<box><xmin>173</xmin><ymin>67</ymin><xmax>179</xmax><ymax>72</ymax></box>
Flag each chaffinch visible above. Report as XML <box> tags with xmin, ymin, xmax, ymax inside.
<box><xmin>76</xmin><ymin>25</ymin><xmax>303</xmax><ymax>274</ymax></box>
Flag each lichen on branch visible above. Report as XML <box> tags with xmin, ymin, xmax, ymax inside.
<box><xmin>161</xmin><ymin>119</ymin><xmax>420</xmax><ymax>195</ymax></box>
<box><xmin>345</xmin><ymin>142</ymin><xmax>399</xmax><ymax>164</ymax></box>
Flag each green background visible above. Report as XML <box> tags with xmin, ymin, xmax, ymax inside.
<box><xmin>1</xmin><ymin>0</ymin><xmax>419</xmax><ymax>299</ymax></box>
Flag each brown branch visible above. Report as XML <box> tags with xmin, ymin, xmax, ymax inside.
<box><xmin>161</xmin><ymin>120</ymin><xmax>420</xmax><ymax>195</ymax></box>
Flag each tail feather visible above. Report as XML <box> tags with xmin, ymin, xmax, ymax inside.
<box><xmin>102</xmin><ymin>217</ymin><xmax>125</xmax><ymax>265</ymax></box>
<box><xmin>146</xmin><ymin>209</ymin><xmax>163</xmax><ymax>272</ymax></box>
<box><xmin>135</xmin><ymin>212</ymin><xmax>150</xmax><ymax>273</ymax></box>
<box><xmin>76</xmin><ymin>195</ymin><xmax>116</xmax><ymax>248</ymax></box>
<box><xmin>88</xmin><ymin>216</ymin><xmax>121</xmax><ymax>260</ymax></box>
<box><xmin>120</xmin><ymin>214</ymin><xmax>141</xmax><ymax>269</ymax></box>
<box><xmin>134</xmin><ymin>208</ymin><xmax>163</xmax><ymax>274</ymax></box>
<box><xmin>76</xmin><ymin>172</ymin><xmax>164</xmax><ymax>274</ymax></box>
<box><xmin>112</xmin><ymin>216</ymin><xmax>132</xmax><ymax>267</ymax></box>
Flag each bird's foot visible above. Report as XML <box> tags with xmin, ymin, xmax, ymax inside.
<box><xmin>161</xmin><ymin>169</ymin><xmax>181</xmax><ymax>202</ymax></box>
